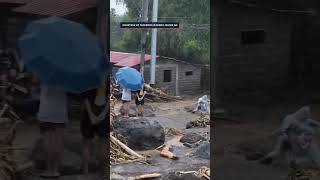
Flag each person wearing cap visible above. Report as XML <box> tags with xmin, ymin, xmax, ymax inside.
<box><xmin>80</xmin><ymin>85</ymin><xmax>108</xmax><ymax>175</ymax></box>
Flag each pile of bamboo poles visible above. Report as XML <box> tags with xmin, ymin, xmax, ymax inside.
<box><xmin>144</xmin><ymin>84</ymin><xmax>181</xmax><ymax>102</ymax></box>
<box><xmin>110</xmin><ymin>81</ymin><xmax>181</xmax><ymax>103</ymax></box>
<box><xmin>110</xmin><ymin>94</ymin><xmax>120</xmax><ymax>123</ymax></box>
<box><xmin>176</xmin><ymin>166</ymin><xmax>210</xmax><ymax>179</ymax></box>
<box><xmin>0</xmin><ymin>120</ymin><xmax>32</xmax><ymax>180</ymax></box>
<box><xmin>110</xmin><ymin>134</ymin><xmax>145</xmax><ymax>165</ymax></box>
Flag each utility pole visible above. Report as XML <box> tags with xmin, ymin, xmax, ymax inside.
<box><xmin>96</xmin><ymin>0</ymin><xmax>108</xmax><ymax>55</ymax></box>
<box><xmin>139</xmin><ymin>0</ymin><xmax>149</xmax><ymax>77</ymax></box>
<box><xmin>150</xmin><ymin>0</ymin><xmax>158</xmax><ymax>85</ymax></box>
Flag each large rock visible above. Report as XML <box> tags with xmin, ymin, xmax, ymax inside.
<box><xmin>180</xmin><ymin>132</ymin><xmax>205</xmax><ymax>144</ymax></box>
<box><xmin>194</xmin><ymin>142</ymin><xmax>210</xmax><ymax>159</ymax></box>
<box><xmin>112</xmin><ymin>118</ymin><xmax>165</xmax><ymax>150</ymax></box>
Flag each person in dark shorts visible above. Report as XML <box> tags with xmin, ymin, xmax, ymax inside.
<box><xmin>135</xmin><ymin>85</ymin><xmax>147</xmax><ymax>117</ymax></box>
<box><xmin>80</xmin><ymin>85</ymin><xmax>108</xmax><ymax>175</ymax></box>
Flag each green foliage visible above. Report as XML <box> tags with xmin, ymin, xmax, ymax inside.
<box><xmin>110</xmin><ymin>0</ymin><xmax>210</xmax><ymax>64</ymax></box>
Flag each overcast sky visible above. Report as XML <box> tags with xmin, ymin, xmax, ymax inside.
<box><xmin>110</xmin><ymin>0</ymin><xmax>127</xmax><ymax>15</ymax></box>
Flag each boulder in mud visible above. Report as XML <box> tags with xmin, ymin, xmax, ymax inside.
<box><xmin>194</xmin><ymin>141</ymin><xmax>210</xmax><ymax>159</ymax></box>
<box><xmin>180</xmin><ymin>132</ymin><xmax>205</xmax><ymax>144</ymax></box>
<box><xmin>112</xmin><ymin>118</ymin><xmax>165</xmax><ymax>150</ymax></box>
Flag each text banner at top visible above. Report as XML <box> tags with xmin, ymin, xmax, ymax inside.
<box><xmin>120</xmin><ymin>22</ymin><xmax>179</xmax><ymax>29</ymax></box>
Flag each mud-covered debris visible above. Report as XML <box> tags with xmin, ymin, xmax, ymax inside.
<box><xmin>186</xmin><ymin>114</ymin><xmax>210</xmax><ymax>129</ymax></box>
<box><xmin>180</xmin><ymin>132</ymin><xmax>205</xmax><ymax>144</ymax></box>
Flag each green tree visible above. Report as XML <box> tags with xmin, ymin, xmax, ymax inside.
<box><xmin>110</xmin><ymin>0</ymin><xmax>210</xmax><ymax>64</ymax></box>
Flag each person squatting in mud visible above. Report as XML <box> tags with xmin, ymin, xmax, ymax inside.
<box><xmin>260</xmin><ymin>106</ymin><xmax>320</xmax><ymax>168</ymax></box>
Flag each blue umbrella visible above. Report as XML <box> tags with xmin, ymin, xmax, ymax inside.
<box><xmin>116</xmin><ymin>67</ymin><xmax>144</xmax><ymax>91</ymax></box>
<box><xmin>18</xmin><ymin>16</ymin><xmax>109</xmax><ymax>93</ymax></box>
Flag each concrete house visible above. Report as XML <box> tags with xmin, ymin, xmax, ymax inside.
<box><xmin>213</xmin><ymin>0</ymin><xmax>320</xmax><ymax>104</ymax></box>
<box><xmin>111</xmin><ymin>51</ymin><xmax>205</xmax><ymax>95</ymax></box>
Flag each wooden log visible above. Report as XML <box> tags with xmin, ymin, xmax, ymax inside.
<box><xmin>0</xmin><ymin>104</ymin><xmax>9</xmax><ymax>118</ymax></box>
<box><xmin>110</xmin><ymin>135</ymin><xmax>144</xmax><ymax>159</ymax></box>
<box><xmin>134</xmin><ymin>173</ymin><xmax>161</xmax><ymax>179</ymax></box>
<box><xmin>8</xmin><ymin>110</ymin><xmax>20</xmax><ymax>120</ymax></box>
<box><xmin>176</xmin><ymin>171</ymin><xmax>197</xmax><ymax>174</ymax></box>
<box><xmin>12</xmin><ymin>84</ymin><xmax>28</xmax><ymax>94</ymax></box>
<box><xmin>160</xmin><ymin>145</ymin><xmax>178</xmax><ymax>160</ymax></box>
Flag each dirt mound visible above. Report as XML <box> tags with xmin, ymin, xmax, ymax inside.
<box><xmin>112</xmin><ymin>118</ymin><xmax>165</xmax><ymax>150</ymax></box>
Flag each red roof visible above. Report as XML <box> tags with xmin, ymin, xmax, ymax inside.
<box><xmin>110</xmin><ymin>51</ymin><xmax>158</xmax><ymax>67</ymax></box>
<box><xmin>12</xmin><ymin>0</ymin><xmax>96</xmax><ymax>17</ymax></box>
<box><xmin>0</xmin><ymin>0</ymin><xmax>29</xmax><ymax>4</ymax></box>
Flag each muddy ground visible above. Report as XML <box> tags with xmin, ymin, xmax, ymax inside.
<box><xmin>110</xmin><ymin>98</ymin><xmax>210</xmax><ymax>179</ymax></box>
<box><xmin>213</xmin><ymin>102</ymin><xmax>320</xmax><ymax>180</ymax></box>
<box><xmin>11</xmin><ymin>96</ymin><xmax>209</xmax><ymax>180</ymax></box>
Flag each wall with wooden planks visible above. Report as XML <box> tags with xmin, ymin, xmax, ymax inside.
<box><xmin>213</xmin><ymin>1</ymin><xmax>292</xmax><ymax>105</ymax></box>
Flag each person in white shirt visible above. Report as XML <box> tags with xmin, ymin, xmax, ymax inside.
<box><xmin>37</xmin><ymin>85</ymin><xmax>68</xmax><ymax>178</ymax></box>
<box><xmin>121</xmin><ymin>88</ymin><xmax>131</xmax><ymax>117</ymax></box>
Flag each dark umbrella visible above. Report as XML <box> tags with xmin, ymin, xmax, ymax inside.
<box><xmin>18</xmin><ymin>16</ymin><xmax>109</xmax><ymax>93</ymax></box>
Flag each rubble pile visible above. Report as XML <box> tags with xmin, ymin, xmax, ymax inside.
<box><xmin>186</xmin><ymin>114</ymin><xmax>210</xmax><ymax>129</ymax></box>
<box><xmin>110</xmin><ymin>79</ymin><xmax>181</xmax><ymax>103</ymax></box>
<box><xmin>0</xmin><ymin>103</ymin><xmax>32</xmax><ymax>180</ymax></box>
<box><xmin>110</xmin><ymin>134</ymin><xmax>145</xmax><ymax>165</ymax></box>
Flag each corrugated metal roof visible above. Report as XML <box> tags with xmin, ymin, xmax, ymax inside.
<box><xmin>0</xmin><ymin>0</ymin><xmax>29</xmax><ymax>4</ymax></box>
<box><xmin>110</xmin><ymin>51</ymin><xmax>155</xmax><ymax>67</ymax></box>
<box><xmin>12</xmin><ymin>0</ymin><xmax>96</xmax><ymax>17</ymax></box>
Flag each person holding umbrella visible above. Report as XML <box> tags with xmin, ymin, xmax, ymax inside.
<box><xmin>37</xmin><ymin>83</ymin><xmax>68</xmax><ymax>178</ymax></box>
<box><xmin>18</xmin><ymin>17</ymin><xmax>109</xmax><ymax>177</ymax></box>
<box><xmin>121</xmin><ymin>87</ymin><xmax>132</xmax><ymax>117</ymax></box>
<box><xmin>116</xmin><ymin>67</ymin><xmax>144</xmax><ymax>118</ymax></box>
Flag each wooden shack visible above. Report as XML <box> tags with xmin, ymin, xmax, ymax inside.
<box><xmin>111</xmin><ymin>51</ymin><xmax>204</xmax><ymax>95</ymax></box>
<box><xmin>213</xmin><ymin>0</ymin><xmax>320</xmax><ymax>105</ymax></box>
